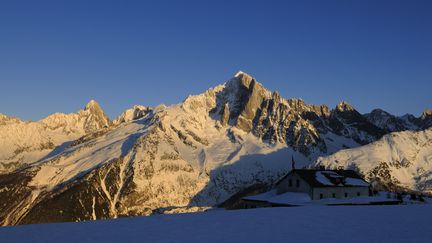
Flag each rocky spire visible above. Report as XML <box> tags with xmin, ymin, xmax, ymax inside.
<box><xmin>420</xmin><ymin>108</ymin><xmax>432</xmax><ymax>128</ymax></box>
<box><xmin>113</xmin><ymin>105</ymin><xmax>152</xmax><ymax>125</ymax></box>
<box><xmin>82</xmin><ymin>100</ymin><xmax>111</xmax><ymax>132</ymax></box>
<box><xmin>225</xmin><ymin>71</ymin><xmax>271</xmax><ymax>132</ymax></box>
<box><xmin>335</xmin><ymin>101</ymin><xmax>355</xmax><ymax>112</ymax></box>
<box><xmin>85</xmin><ymin>100</ymin><xmax>103</xmax><ymax>112</ymax></box>
<box><xmin>421</xmin><ymin>108</ymin><xmax>432</xmax><ymax>119</ymax></box>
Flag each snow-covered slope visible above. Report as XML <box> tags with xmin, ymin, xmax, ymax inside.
<box><xmin>0</xmin><ymin>100</ymin><xmax>110</xmax><ymax>173</ymax></box>
<box><xmin>316</xmin><ymin>128</ymin><xmax>432</xmax><ymax>193</ymax></box>
<box><xmin>0</xmin><ymin>71</ymin><xmax>419</xmax><ymax>226</ymax></box>
<box><xmin>1</xmin><ymin>205</ymin><xmax>432</xmax><ymax>243</ymax></box>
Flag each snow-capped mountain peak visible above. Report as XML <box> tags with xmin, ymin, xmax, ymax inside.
<box><xmin>421</xmin><ymin>108</ymin><xmax>432</xmax><ymax>118</ymax></box>
<box><xmin>0</xmin><ymin>113</ymin><xmax>22</xmax><ymax>125</ymax></box>
<box><xmin>420</xmin><ymin>108</ymin><xmax>432</xmax><ymax>124</ymax></box>
<box><xmin>0</xmin><ymin>71</ymin><xmax>431</xmax><ymax>226</ymax></box>
<box><xmin>0</xmin><ymin>100</ymin><xmax>112</xmax><ymax>173</ymax></box>
<box><xmin>234</xmin><ymin>70</ymin><xmax>248</xmax><ymax>78</ymax></box>
<box><xmin>85</xmin><ymin>99</ymin><xmax>102</xmax><ymax>111</ymax></box>
<box><xmin>335</xmin><ymin>101</ymin><xmax>355</xmax><ymax>112</ymax></box>
<box><xmin>113</xmin><ymin>105</ymin><xmax>152</xmax><ymax>125</ymax></box>
<box><xmin>364</xmin><ymin>108</ymin><xmax>432</xmax><ymax>132</ymax></box>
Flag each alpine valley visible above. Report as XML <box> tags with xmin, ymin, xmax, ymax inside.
<box><xmin>0</xmin><ymin>71</ymin><xmax>431</xmax><ymax>226</ymax></box>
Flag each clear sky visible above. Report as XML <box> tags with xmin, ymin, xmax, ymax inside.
<box><xmin>0</xmin><ymin>0</ymin><xmax>431</xmax><ymax>120</ymax></box>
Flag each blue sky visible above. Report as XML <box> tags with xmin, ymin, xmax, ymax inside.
<box><xmin>0</xmin><ymin>0</ymin><xmax>431</xmax><ymax>120</ymax></box>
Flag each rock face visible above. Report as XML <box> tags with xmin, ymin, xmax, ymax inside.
<box><xmin>206</xmin><ymin>72</ymin><xmax>384</xmax><ymax>156</ymax></box>
<box><xmin>0</xmin><ymin>71</ymin><xmax>429</xmax><ymax>226</ymax></box>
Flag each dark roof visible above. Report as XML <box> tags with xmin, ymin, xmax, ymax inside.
<box><xmin>275</xmin><ymin>169</ymin><xmax>369</xmax><ymax>188</ymax></box>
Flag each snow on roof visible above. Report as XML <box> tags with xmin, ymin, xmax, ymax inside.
<box><xmin>277</xmin><ymin>169</ymin><xmax>370</xmax><ymax>188</ymax></box>
<box><xmin>315</xmin><ymin>172</ymin><xmax>335</xmax><ymax>186</ymax></box>
<box><xmin>345</xmin><ymin>177</ymin><xmax>370</xmax><ymax>187</ymax></box>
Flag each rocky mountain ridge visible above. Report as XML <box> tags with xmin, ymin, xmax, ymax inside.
<box><xmin>0</xmin><ymin>100</ymin><xmax>110</xmax><ymax>173</ymax></box>
<box><xmin>0</xmin><ymin>71</ymin><xmax>430</xmax><ymax>225</ymax></box>
<box><xmin>364</xmin><ymin>108</ymin><xmax>432</xmax><ymax>132</ymax></box>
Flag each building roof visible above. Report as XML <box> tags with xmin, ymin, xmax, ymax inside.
<box><xmin>275</xmin><ymin>169</ymin><xmax>370</xmax><ymax>188</ymax></box>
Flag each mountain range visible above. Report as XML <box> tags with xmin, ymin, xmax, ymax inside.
<box><xmin>0</xmin><ymin>71</ymin><xmax>431</xmax><ymax>226</ymax></box>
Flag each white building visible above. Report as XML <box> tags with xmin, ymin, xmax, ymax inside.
<box><xmin>241</xmin><ymin>169</ymin><xmax>384</xmax><ymax>208</ymax></box>
<box><xmin>274</xmin><ymin>169</ymin><xmax>370</xmax><ymax>200</ymax></box>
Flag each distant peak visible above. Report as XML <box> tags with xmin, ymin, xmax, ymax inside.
<box><xmin>401</xmin><ymin>113</ymin><xmax>415</xmax><ymax>119</ymax></box>
<box><xmin>83</xmin><ymin>99</ymin><xmax>108</xmax><ymax>119</ymax></box>
<box><xmin>230</xmin><ymin>70</ymin><xmax>263</xmax><ymax>89</ymax></box>
<box><xmin>370</xmin><ymin>108</ymin><xmax>384</xmax><ymax>113</ymax></box>
<box><xmin>85</xmin><ymin>100</ymin><xmax>101</xmax><ymax>110</ymax></box>
<box><xmin>336</xmin><ymin>101</ymin><xmax>354</xmax><ymax>112</ymax></box>
<box><xmin>234</xmin><ymin>70</ymin><xmax>251</xmax><ymax>78</ymax></box>
<box><xmin>421</xmin><ymin>108</ymin><xmax>432</xmax><ymax>118</ymax></box>
<box><xmin>0</xmin><ymin>113</ymin><xmax>20</xmax><ymax>122</ymax></box>
<box><xmin>370</xmin><ymin>108</ymin><xmax>390</xmax><ymax>116</ymax></box>
<box><xmin>233</xmin><ymin>70</ymin><xmax>256</xmax><ymax>84</ymax></box>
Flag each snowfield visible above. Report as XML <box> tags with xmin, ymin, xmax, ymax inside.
<box><xmin>1</xmin><ymin>205</ymin><xmax>431</xmax><ymax>243</ymax></box>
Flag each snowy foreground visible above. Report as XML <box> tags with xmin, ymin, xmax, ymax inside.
<box><xmin>1</xmin><ymin>205</ymin><xmax>432</xmax><ymax>243</ymax></box>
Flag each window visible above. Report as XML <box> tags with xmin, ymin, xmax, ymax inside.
<box><xmin>320</xmin><ymin>193</ymin><xmax>323</xmax><ymax>199</ymax></box>
<box><xmin>357</xmin><ymin>192</ymin><xmax>361</xmax><ymax>196</ymax></box>
<box><xmin>289</xmin><ymin>179</ymin><xmax>292</xmax><ymax>187</ymax></box>
<box><xmin>296</xmin><ymin>179</ymin><xmax>300</xmax><ymax>188</ymax></box>
<box><xmin>344</xmin><ymin>192</ymin><xmax>348</xmax><ymax>198</ymax></box>
<box><xmin>332</xmin><ymin>193</ymin><xmax>336</xmax><ymax>198</ymax></box>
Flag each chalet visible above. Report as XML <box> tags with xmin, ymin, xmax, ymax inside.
<box><xmin>239</xmin><ymin>168</ymin><xmax>399</xmax><ymax>208</ymax></box>
<box><xmin>274</xmin><ymin>169</ymin><xmax>370</xmax><ymax>200</ymax></box>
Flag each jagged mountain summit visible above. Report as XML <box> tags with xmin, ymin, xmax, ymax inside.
<box><xmin>0</xmin><ymin>71</ymin><xmax>428</xmax><ymax>226</ymax></box>
<box><xmin>113</xmin><ymin>105</ymin><xmax>152</xmax><ymax>125</ymax></box>
<box><xmin>0</xmin><ymin>100</ymin><xmax>110</xmax><ymax>173</ymax></box>
<box><xmin>364</xmin><ymin>108</ymin><xmax>432</xmax><ymax>132</ymax></box>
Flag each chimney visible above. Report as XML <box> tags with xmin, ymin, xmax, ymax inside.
<box><xmin>291</xmin><ymin>155</ymin><xmax>296</xmax><ymax>170</ymax></box>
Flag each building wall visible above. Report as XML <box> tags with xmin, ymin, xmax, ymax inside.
<box><xmin>276</xmin><ymin>171</ymin><xmax>370</xmax><ymax>200</ymax></box>
<box><xmin>276</xmin><ymin>173</ymin><xmax>312</xmax><ymax>195</ymax></box>
<box><xmin>312</xmin><ymin>187</ymin><xmax>369</xmax><ymax>200</ymax></box>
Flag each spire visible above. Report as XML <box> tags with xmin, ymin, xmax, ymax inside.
<box><xmin>85</xmin><ymin>100</ymin><xmax>101</xmax><ymax>110</ymax></box>
<box><xmin>336</xmin><ymin>101</ymin><xmax>354</xmax><ymax>112</ymax></box>
<box><xmin>421</xmin><ymin>108</ymin><xmax>432</xmax><ymax>119</ymax></box>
